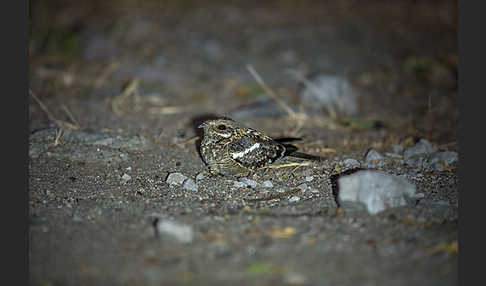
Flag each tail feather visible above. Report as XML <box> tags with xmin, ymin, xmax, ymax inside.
<box><xmin>282</xmin><ymin>143</ymin><xmax>325</xmax><ymax>161</ymax></box>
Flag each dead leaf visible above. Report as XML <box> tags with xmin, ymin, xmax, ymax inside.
<box><xmin>269</xmin><ymin>227</ymin><xmax>296</xmax><ymax>238</ymax></box>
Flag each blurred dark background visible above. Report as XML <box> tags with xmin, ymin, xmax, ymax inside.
<box><xmin>28</xmin><ymin>0</ymin><xmax>458</xmax><ymax>143</ymax></box>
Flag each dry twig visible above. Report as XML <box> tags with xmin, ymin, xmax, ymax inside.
<box><xmin>94</xmin><ymin>62</ymin><xmax>120</xmax><ymax>88</ymax></box>
<box><xmin>246</xmin><ymin>65</ymin><xmax>309</xmax><ymax>136</ymax></box>
<box><xmin>54</xmin><ymin>128</ymin><xmax>64</xmax><ymax>146</ymax></box>
<box><xmin>29</xmin><ymin>89</ymin><xmax>80</xmax><ymax>130</ymax></box>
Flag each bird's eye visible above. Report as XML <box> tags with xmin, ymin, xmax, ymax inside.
<box><xmin>217</xmin><ymin>124</ymin><xmax>226</xmax><ymax>130</ymax></box>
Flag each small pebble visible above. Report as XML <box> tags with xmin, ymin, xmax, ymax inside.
<box><xmin>262</xmin><ymin>180</ymin><xmax>273</xmax><ymax>188</ymax></box>
<box><xmin>239</xmin><ymin>178</ymin><xmax>259</xmax><ymax>188</ymax></box>
<box><xmin>297</xmin><ymin>183</ymin><xmax>308</xmax><ymax>193</ymax></box>
<box><xmin>121</xmin><ymin>173</ymin><xmax>131</xmax><ymax>182</ymax></box>
<box><xmin>195</xmin><ymin>172</ymin><xmax>205</xmax><ymax>181</ymax></box>
<box><xmin>289</xmin><ymin>196</ymin><xmax>301</xmax><ymax>203</ymax></box>
<box><xmin>299</xmin><ymin>74</ymin><xmax>358</xmax><ymax>116</ymax></box>
<box><xmin>404</xmin><ymin>139</ymin><xmax>437</xmax><ymax>159</ymax></box>
<box><xmin>183</xmin><ymin>178</ymin><xmax>198</xmax><ymax>192</ymax></box>
<box><xmin>233</xmin><ymin>181</ymin><xmax>247</xmax><ymax>188</ymax></box>
<box><xmin>166</xmin><ymin>172</ymin><xmax>188</xmax><ymax>186</ymax></box>
<box><xmin>156</xmin><ymin>219</ymin><xmax>193</xmax><ymax>243</ymax></box>
<box><xmin>425</xmin><ymin>151</ymin><xmax>458</xmax><ymax>171</ymax></box>
<box><xmin>283</xmin><ymin>272</ymin><xmax>308</xmax><ymax>285</ymax></box>
<box><xmin>305</xmin><ymin>176</ymin><xmax>314</xmax><ymax>182</ymax></box>
<box><xmin>364</xmin><ymin>149</ymin><xmax>386</xmax><ymax>168</ymax></box>
<box><xmin>342</xmin><ymin>158</ymin><xmax>361</xmax><ymax>169</ymax></box>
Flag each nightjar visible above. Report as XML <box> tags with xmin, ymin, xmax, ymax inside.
<box><xmin>198</xmin><ymin>118</ymin><xmax>287</xmax><ymax>177</ymax></box>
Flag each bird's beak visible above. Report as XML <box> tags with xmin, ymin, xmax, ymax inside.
<box><xmin>198</xmin><ymin>122</ymin><xmax>206</xmax><ymax>129</ymax></box>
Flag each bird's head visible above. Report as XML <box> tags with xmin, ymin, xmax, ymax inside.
<box><xmin>198</xmin><ymin>118</ymin><xmax>240</xmax><ymax>141</ymax></box>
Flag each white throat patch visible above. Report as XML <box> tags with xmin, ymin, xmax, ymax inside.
<box><xmin>214</xmin><ymin>132</ymin><xmax>232</xmax><ymax>138</ymax></box>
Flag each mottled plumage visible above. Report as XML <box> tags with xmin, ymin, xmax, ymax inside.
<box><xmin>198</xmin><ymin>118</ymin><xmax>286</xmax><ymax>177</ymax></box>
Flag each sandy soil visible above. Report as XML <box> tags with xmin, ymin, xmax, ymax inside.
<box><xmin>29</xmin><ymin>1</ymin><xmax>458</xmax><ymax>285</ymax></box>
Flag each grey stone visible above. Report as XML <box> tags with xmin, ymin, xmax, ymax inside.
<box><xmin>156</xmin><ymin>220</ymin><xmax>193</xmax><ymax>243</ymax></box>
<box><xmin>342</xmin><ymin>158</ymin><xmax>361</xmax><ymax>169</ymax></box>
<box><xmin>183</xmin><ymin>178</ymin><xmax>198</xmax><ymax>192</ymax></box>
<box><xmin>424</xmin><ymin>151</ymin><xmax>458</xmax><ymax>171</ymax></box>
<box><xmin>406</xmin><ymin>150</ymin><xmax>458</xmax><ymax>171</ymax></box>
<box><xmin>239</xmin><ymin>178</ymin><xmax>259</xmax><ymax>188</ymax></box>
<box><xmin>299</xmin><ymin>74</ymin><xmax>358</xmax><ymax>116</ymax></box>
<box><xmin>233</xmin><ymin>181</ymin><xmax>248</xmax><ymax>188</ymax></box>
<box><xmin>403</xmin><ymin>139</ymin><xmax>437</xmax><ymax>159</ymax></box>
<box><xmin>305</xmin><ymin>176</ymin><xmax>314</xmax><ymax>182</ymax></box>
<box><xmin>166</xmin><ymin>172</ymin><xmax>188</xmax><ymax>186</ymax></box>
<box><xmin>289</xmin><ymin>196</ymin><xmax>301</xmax><ymax>203</ymax></box>
<box><xmin>297</xmin><ymin>184</ymin><xmax>308</xmax><ymax>193</ymax></box>
<box><xmin>337</xmin><ymin>170</ymin><xmax>417</xmax><ymax>215</ymax></box>
<box><xmin>364</xmin><ymin>149</ymin><xmax>386</xmax><ymax>168</ymax></box>
<box><xmin>405</xmin><ymin>156</ymin><xmax>426</xmax><ymax>169</ymax></box>
<box><xmin>262</xmin><ymin>180</ymin><xmax>274</xmax><ymax>188</ymax></box>
<box><xmin>121</xmin><ymin>173</ymin><xmax>131</xmax><ymax>182</ymax></box>
<box><xmin>195</xmin><ymin>172</ymin><xmax>205</xmax><ymax>181</ymax></box>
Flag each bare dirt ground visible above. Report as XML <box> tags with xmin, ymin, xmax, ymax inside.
<box><xmin>29</xmin><ymin>1</ymin><xmax>458</xmax><ymax>285</ymax></box>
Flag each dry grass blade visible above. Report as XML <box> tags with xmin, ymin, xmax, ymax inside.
<box><xmin>61</xmin><ymin>104</ymin><xmax>80</xmax><ymax>127</ymax></box>
<box><xmin>29</xmin><ymin>89</ymin><xmax>80</xmax><ymax>130</ymax></box>
<box><xmin>174</xmin><ymin>136</ymin><xmax>200</xmax><ymax>147</ymax></box>
<box><xmin>147</xmin><ymin>106</ymin><xmax>185</xmax><ymax>115</ymax></box>
<box><xmin>246</xmin><ymin>65</ymin><xmax>309</xmax><ymax>136</ymax></box>
<box><xmin>260</xmin><ymin>161</ymin><xmax>313</xmax><ymax>169</ymax></box>
<box><xmin>95</xmin><ymin>62</ymin><xmax>121</xmax><ymax>88</ymax></box>
<box><xmin>111</xmin><ymin>78</ymin><xmax>140</xmax><ymax>116</ymax></box>
<box><xmin>54</xmin><ymin>128</ymin><xmax>64</xmax><ymax>146</ymax></box>
<box><xmin>246</xmin><ymin>64</ymin><xmax>298</xmax><ymax>118</ymax></box>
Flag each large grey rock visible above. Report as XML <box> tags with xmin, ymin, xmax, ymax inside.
<box><xmin>337</xmin><ymin>170</ymin><xmax>417</xmax><ymax>214</ymax></box>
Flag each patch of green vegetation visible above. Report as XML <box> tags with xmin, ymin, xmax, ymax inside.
<box><xmin>404</xmin><ymin>56</ymin><xmax>436</xmax><ymax>74</ymax></box>
<box><xmin>340</xmin><ymin>116</ymin><xmax>377</xmax><ymax>130</ymax></box>
<box><xmin>59</xmin><ymin>31</ymin><xmax>82</xmax><ymax>56</ymax></box>
<box><xmin>247</xmin><ymin>84</ymin><xmax>265</xmax><ymax>97</ymax></box>
<box><xmin>246</xmin><ymin>262</ymin><xmax>278</xmax><ymax>276</ymax></box>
